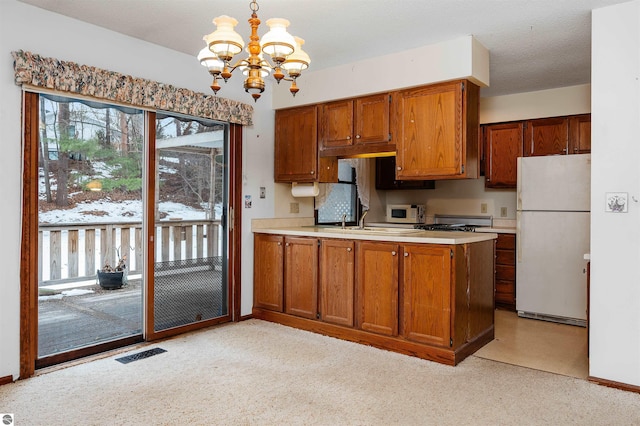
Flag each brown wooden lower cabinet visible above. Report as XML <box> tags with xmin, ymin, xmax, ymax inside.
<box><xmin>356</xmin><ymin>241</ymin><xmax>400</xmax><ymax>336</ymax></box>
<box><xmin>402</xmin><ymin>244</ymin><xmax>452</xmax><ymax>347</ymax></box>
<box><xmin>284</xmin><ymin>236</ymin><xmax>318</xmax><ymax>319</ymax></box>
<box><xmin>253</xmin><ymin>234</ymin><xmax>284</xmax><ymax>312</ymax></box>
<box><xmin>253</xmin><ymin>233</ymin><xmax>495</xmax><ymax>366</ymax></box>
<box><xmin>319</xmin><ymin>239</ymin><xmax>355</xmax><ymax>326</ymax></box>
<box><xmin>494</xmin><ymin>233</ymin><xmax>516</xmax><ymax>311</ymax></box>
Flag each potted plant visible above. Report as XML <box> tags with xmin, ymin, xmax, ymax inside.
<box><xmin>97</xmin><ymin>253</ymin><xmax>127</xmax><ymax>290</ymax></box>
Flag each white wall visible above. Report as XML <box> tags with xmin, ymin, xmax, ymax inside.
<box><xmin>0</xmin><ymin>0</ymin><xmax>278</xmax><ymax>380</ymax></box>
<box><xmin>590</xmin><ymin>0</ymin><xmax>640</xmax><ymax>386</ymax></box>
<box><xmin>272</xmin><ymin>35</ymin><xmax>490</xmax><ymax>109</ymax></box>
<box><xmin>480</xmin><ymin>84</ymin><xmax>591</xmax><ymax>123</ymax></box>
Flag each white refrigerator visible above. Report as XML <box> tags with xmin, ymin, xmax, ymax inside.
<box><xmin>516</xmin><ymin>154</ymin><xmax>591</xmax><ymax>326</ymax></box>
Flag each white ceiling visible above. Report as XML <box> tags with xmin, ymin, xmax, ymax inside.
<box><xmin>18</xmin><ymin>0</ymin><xmax>630</xmax><ymax>97</ymax></box>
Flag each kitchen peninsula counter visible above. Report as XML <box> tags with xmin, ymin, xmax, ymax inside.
<box><xmin>251</xmin><ymin>218</ymin><xmax>496</xmax><ymax>366</ymax></box>
<box><xmin>253</xmin><ymin>225</ymin><xmax>498</xmax><ymax>244</ymax></box>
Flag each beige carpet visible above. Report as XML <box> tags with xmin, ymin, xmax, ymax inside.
<box><xmin>1</xmin><ymin>319</ymin><xmax>639</xmax><ymax>425</ymax></box>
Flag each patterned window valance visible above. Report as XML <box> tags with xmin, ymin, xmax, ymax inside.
<box><xmin>11</xmin><ymin>50</ymin><xmax>253</xmax><ymax>126</ymax></box>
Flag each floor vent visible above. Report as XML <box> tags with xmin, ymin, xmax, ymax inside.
<box><xmin>116</xmin><ymin>347</ymin><xmax>166</xmax><ymax>364</ymax></box>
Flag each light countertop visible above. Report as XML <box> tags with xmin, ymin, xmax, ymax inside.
<box><xmin>476</xmin><ymin>226</ymin><xmax>516</xmax><ymax>234</ymax></box>
<box><xmin>252</xmin><ymin>225</ymin><xmax>497</xmax><ymax>245</ymax></box>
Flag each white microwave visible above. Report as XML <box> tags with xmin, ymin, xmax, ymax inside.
<box><xmin>386</xmin><ymin>204</ymin><xmax>426</xmax><ymax>224</ymax></box>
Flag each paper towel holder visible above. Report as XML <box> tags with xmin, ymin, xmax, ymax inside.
<box><xmin>291</xmin><ymin>182</ymin><xmax>319</xmax><ymax>197</ymax></box>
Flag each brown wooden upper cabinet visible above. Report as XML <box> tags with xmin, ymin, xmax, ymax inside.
<box><xmin>319</xmin><ymin>93</ymin><xmax>395</xmax><ymax>157</ymax></box>
<box><xmin>524</xmin><ymin>117</ymin><xmax>570</xmax><ymax>156</ymax></box>
<box><xmin>523</xmin><ymin>114</ymin><xmax>591</xmax><ymax>156</ymax></box>
<box><xmin>375</xmin><ymin>156</ymin><xmax>435</xmax><ymax>190</ymax></box>
<box><xmin>483</xmin><ymin>122</ymin><xmax>524</xmax><ymax>188</ymax></box>
<box><xmin>569</xmin><ymin>114</ymin><xmax>591</xmax><ymax>154</ymax></box>
<box><xmin>274</xmin><ymin>105</ymin><xmax>338</xmax><ymax>183</ymax></box>
<box><xmin>483</xmin><ymin>114</ymin><xmax>591</xmax><ymax>188</ymax></box>
<box><xmin>395</xmin><ymin>80</ymin><xmax>480</xmax><ymax>180</ymax></box>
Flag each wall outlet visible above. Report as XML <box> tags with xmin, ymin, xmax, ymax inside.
<box><xmin>290</xmin><ymin>202</ymin><xmax>299</xmax><ymax>214</ymax></box>
<box><xmin>480</xmin><ymin>203</ymin><xmax>488</xmax><ymax>214</ymax></box>
<box><xmin>259</xmin><ymin>187</ymin><xmax>266</xmax><ymax>199</ymax></box>
<box><xmin>500</xmin><ymin>207</ymin><xmax>508</xmax><ymax>217</ymax></box>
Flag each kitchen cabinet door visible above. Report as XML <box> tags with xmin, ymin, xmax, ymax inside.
<box><xmin>354</xmin><ymin>93</ymin><xmax>391</xmax><ymax>145</ymax></box>
<box><xmin>253</xmin><ymin>234</ymin><xmax>284</xmax><ymax>312</ymax></box>
<box><xmin>320</xmin><ymin>94</ymin><xmax>394</xmax><ymax>157</ymax></box>
<box><xmin>569</xmin><ymin>114</ymin><xmax>591</xmax><ymax>154</ymax></box>
<box><xmin>275</xmin><ymin>105</ymin><xmax>338</xmax><ymax>183</ymax></box>
<box><xmin>356</xmin><ymin>241</ymin><xmax>399</xmax><ymax>336</ymax></box>
<box><xmin>375</xmin><ymin>156</ymin><xmax>435</xmax><ymax>190</ymax></box>
<box><xmin>320</xmin><ymin>99</ymin><xmax>354</xmax><ymax>149</ymax></box>
<box><xmin>395</xmin><ymin>80</ymin><xmax>479</xmax><ymax>180</ymax></box>
<box><xmin>524</xmin><ymin>117</ymin><xmax>569</xmax><ymax>156</ymax></box>
<box><xmin>284</xmin><ymin>236</ymin><xmax>318</xmax><ymax>319</ymax></box>
<box><xmin>319</xmin><ymin>239</ymin><xmax>355</xmax><ymax>327</ymax></box>
<box><xmin>483</xmin><ymin>122</ymin><xmax>524</xmax><ymax>188</ymax></box>
<box><xmin>402</xmin><ymin>244</ymin><xmax>452</xmax><ymax>347</ymax></box>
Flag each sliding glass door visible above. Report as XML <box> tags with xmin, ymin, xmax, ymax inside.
<box><xmin>151</xmin><ymin>113</ymin><xmax>229</xmax><ymax>332</ymax></box>
<box><xmin>30</xmin><ymin>95</ymin><xmax>232</xmax><ymax>369</ymax></box>
<box><xmin>37</xmin><ymin>94</ymin><xmax>145</xmax><ymax>362</ymax></box>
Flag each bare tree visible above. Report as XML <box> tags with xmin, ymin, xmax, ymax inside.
<box><xmin>55</xmin><ymin>102</ymin><xmax>70</xmax><ymax>207</ymax></box>
<box><xmin>39</xmin><ymin>99</ymin><xmax>53</xmax><ymax>203</ymax></box>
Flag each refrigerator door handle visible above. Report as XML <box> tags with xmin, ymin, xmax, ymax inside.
<box><xmin>516</xmin><ymin>210</ymin><xmax>522</xmax><ymax>262</ymax></box>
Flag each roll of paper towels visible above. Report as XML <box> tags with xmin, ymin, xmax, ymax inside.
<box><xmin>291</xmin><ymin>182</ymin><xmax>319</xmax><ymax>197</ymax></box>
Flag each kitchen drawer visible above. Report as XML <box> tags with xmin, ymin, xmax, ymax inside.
<box><xmin>496</xmin><ymin>249</ymin><xmax>515</xmax><ymax>266</ymax></box>
<box><xmin>494</xmin><ymin>233</ymin><xmax>516</xmax><ymax>311</ymax></box>
<box><xmin>495</xmin><ymin>233</ymin><xmax>516</xmax><ymax>250</ymax></box>
<box><xmin>495</xmin><ymin>279</ymin><xmax>516</xmax><ymax>305</ymax></box>
<box><xmin>496</xmin><ymin>264</ymin><xmax>516</xmax><ymax>282</ymax></box>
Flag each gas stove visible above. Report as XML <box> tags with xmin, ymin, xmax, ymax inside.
<box><xmin>414</xmin><ymin>223</ymin><xmax>483</xmax><ymax>232</ymax></box>
<box><xmin>414</xmin><ymin>215</ymin><xmax>493</xmax><ymax>232</ymax></box>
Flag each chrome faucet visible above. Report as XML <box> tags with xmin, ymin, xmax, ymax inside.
<box><xmin>358</xmin><ymin>210</ymin><xmax>369</xmax><ymax>229</ymax></box>
<box><xmin>341</xmin><ymin>213</ymin><xmax>347</xmax><ymax>229</ymax></box>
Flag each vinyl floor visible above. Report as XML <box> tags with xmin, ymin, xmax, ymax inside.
<box><xmin>474</xmin><ymin>309</ymin><xmax>589</xmax><ymax>379</ymax></box>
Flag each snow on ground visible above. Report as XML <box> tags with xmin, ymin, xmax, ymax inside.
<box><xmin>39</xmin><ymin>288</ymin><xmax>95</xmax><ymax>301</ymax></box>
<box><xmin>39</xmin><ymin>199</ymin><xmax>218</xmax><ymax>224</ymax></box>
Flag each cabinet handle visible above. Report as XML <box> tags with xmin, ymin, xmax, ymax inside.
<box><xmin>404</xmin><ymin>252</ymin><xmax>409</xmax><ymax>257</ymax></box>
<box><xmin>277</xmin><ymin>242</ymin><xmax>282</xmax><ymax>246</ymax></box>
<box><xmin>356</xmin><ymin>134</ymin><xmax>361</xmax><ymax>139</ymax></box>
<box><xmin>574</xmin><ymin>147</ymin><xmax>579</xmax><ymax>152</ymax></box>
<box><xmin>391</xmin><ymin>251</ymin><xmax>397</xmax><ymax>256</ymax></box>
<box><xmin>310</xmin><ymin>170</ymin><xmax>315</xmax><ymax>175</ymax></box>
<box><xmin>347</xmin><ymin>247</ymin><xmax>352</xmax><ymax>252</ymax></box>
<box><xmin>346</xmin><ymin>135</ymin><xmax>351</xmax><ymax>140</ymax></box>
<box><xmin>562</xmin><ymin>148</ymin><xmax>567</xmax><ymax>153</ymax></box>
<box><xmin>285</xmin><ymin>242</ymin><xmax>290</xmax><ymax>247</ymax></box>
<box><xmin>396</xmin><ymin>166</ymin><xmax>402</xmax><ymax>171</ymax></box>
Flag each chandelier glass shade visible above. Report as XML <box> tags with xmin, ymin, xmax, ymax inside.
<box><xmin>198</xmin><ymin>0</ymin><xmax>310</xmax><ymax>101</ymax></box>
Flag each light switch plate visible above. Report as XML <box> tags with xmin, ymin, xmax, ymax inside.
<box><xmin>605</xmin><ymin>192</ymin><xmax>628</xmax><ymax>212</ymax></box>
<box><xmin>259</xmin><ymin>187</ymin><xmax>266</xmax><ymax>199</ymax></box>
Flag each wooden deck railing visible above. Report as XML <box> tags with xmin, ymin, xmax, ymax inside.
<box><xmin>38</xmin><ymin>220</ymin><xmax>221</xmax><ymax>285</ymax></box>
